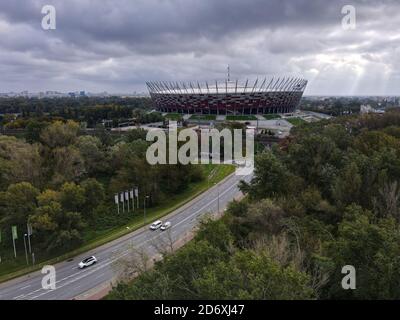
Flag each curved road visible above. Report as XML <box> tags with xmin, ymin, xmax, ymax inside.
<box><xmin>0</xmin><ymin>172</ymin><xmax>251</xmax><ymax>300</ymax></box>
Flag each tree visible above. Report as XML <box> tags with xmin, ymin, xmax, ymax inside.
<box><xmin>40</xmin><ymin>120</ymin><xmax>80</xmax><ymax>148</ymax></box>
<box><xmin>354</xmin><ymin>130</ymin><xmax>400</xmax><ymax>156</ymax></box>
<box><xmin>107</xmin><ymin>111</ymin><xmax>400</xmax><ymax>301</ymax></box>
<box><xmin>323</xmin><ymin>205</ymin><xmax>400</xmax><ymax>299</ymax></box>
<box><xmin>59</xmin><ymin>182</ymin><xmax>85</xmax><ymax>212</ymax></box>
<box><xmin>321</xmin><ymin>124</ymin><xmax>352</xmax><ymax>151</ymax></box>
<box><xmin>30</xmin><ymin>201</ymin><xmax>60</xmax><ymax>232</ymax></box>
<box><xmin>25</xmin><ymin>119</ymin><xmax>48</xmax><ymax>143</ymax></box>
<box><xmin>125</xmin><ymin>128</ymin><xmax>147</xmax><ymax>143</ymax></box>
<box><xmin>48</xmin><ymin>228</ymin><xmax>84</xmax><ymax>252</ymax></box>
<box><xmin>108</xmin><ymin>240</ymin><xmax>226</xmax><ymax>300</ymax></box>
<box><xmin>112</xmin><ymin>245</ymin><xmax>152</xmax><ymax>283</ymax></box>
<box><xmin>239</xmin><ymin>151</ymin><xmax>299</xmax><ymax>199</ymax></box>
<box><xmin>0</xmin><ymin>182</ymin><xmax>39</xmax><ymax>227</ymax></box>
<box><xmin>229</xmin><ymin>199</ymin><xmax>288</xmax><ymax>243</ymax></box>
<box><xmin>50</xmin><ymin>146</ymin><xmax>85</xmax><ymax>186</ymax></box>
<box><xmin>0</xmin><ymin>136</ymin><xmax>43</xmax><ymax>189</ymax></box>
<box><xmin>75</xmin><ymin>135</ymin><xmax>107</xmax><ymax>175</ymax></box>
<box><xmin>37</xmin><ymin>189</ymin><xmax>60</xmax><ymax>206</ymax></box>
<box><xmin>193</xmin><ymin>250</ymin><xmax>315</xmax><ymax>300</ymax></box>
<box><xmin>287</xmin><ymin>135</ymin><xmax>341</xmax><ymax>196</ymax></box>
<box><xmin>331</xmin><ymin>161</ymin><xmax>362</xmax><ymax>209</ymax></box>
<box><xmin>81</xmin><ymin>178</ymin><xmax>105</xmax><ymax>218</ymax></box>
<box><xmin>373</xmin><ymin>181</ymin><xmax>400</xmax><ymax>221</ymax></box>
<box><xmin>196</xmin><ymin>218</ymin><xmax>234</xmax><ymax>252</ymax></box>
<box><xmin>30</xmin><ymin>195</ymin><xmax>86</xmax><ymax>252</ymax></box>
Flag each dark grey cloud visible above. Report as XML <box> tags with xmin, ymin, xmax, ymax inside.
<box><xmin>0</xmin><ymin>0</ymin><xmax>399</xmax><ymax>95</ymax></box>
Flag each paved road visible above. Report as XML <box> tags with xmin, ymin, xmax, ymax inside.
<box><xmin>0</xmin><ymin>172</ymin><xmax>251</xmax><ymax>300</ymax></box>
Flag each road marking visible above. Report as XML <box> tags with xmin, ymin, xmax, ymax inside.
<box><xmin>19</xmin><ymin>285</ymin><xmax>31</xmax><ymax>290</ymax></box>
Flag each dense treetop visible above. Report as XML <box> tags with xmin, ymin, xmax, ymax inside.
<box><xmin>109</xmin><ymin>109</ymin><xmax>400</xmax><ymax>300</ymax></box>
<box><xmin>0</xmin><ymin>120</ymin><xmax>203</xmax><ymax>254</ymax></box>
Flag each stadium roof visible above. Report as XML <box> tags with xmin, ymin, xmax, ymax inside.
<box><xmin>147</xmin><ymin>77</ymin><xmax>307</xmax><ymax>95</ymax></box>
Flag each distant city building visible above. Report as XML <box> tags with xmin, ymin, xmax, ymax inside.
<box><xmin>147</xmin><ymin>77</ymin><xmax>308</xmax><ymax>115</ymax></box>
<box><xmin>360</xmin><ymin>104</ymin><xmax>385</xmax><ymax>114</ymax></box>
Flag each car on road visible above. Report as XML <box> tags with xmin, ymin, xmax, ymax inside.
<box><xmin>150</xmin><ymin>220</ymin><xmax>163</xmax><ymax>230</ymax></box>
<box><xmin>160</xmin><ymin>221</ymin><xmax>172</xmax><ymax>231</ymax></box>
<box><xmin>78</xmin><ymin>256</ymin><xmax>97</xmax><ymax>269</ymax></box>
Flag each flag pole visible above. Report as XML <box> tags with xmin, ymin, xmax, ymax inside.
<box><xmin>27</xmin><ymin>223</ymin><xmax>32</xmax><ymax>254</ymax></box>
<box><xmin>12</xmin><ymin>239</ymin><xmax>16</xmax><ymax>258</ymax></box>
<box><xmin>130</xmin><ymin>189</ymin><xmax>134</xmax><ymax>212</ymax></box>
<box><xmin>121</xmin><ymin>193</ymin><xmax>125</xmax><ymax>213</ymax></box>
<box><xmin>115</xmin><ymin>194</ymin><xmax>120</xmax><ymax>214</ymax></box>
<box><xmin>126</xmin><ymin>191</ymin><xmax>130</xmax><ymax>212</ymax></box>
<box><xmin>23</xmin><ymin>234</ymin><xmax>29</xmax><ymax>265</ymax></box>
<box><xmin>11</xmin><ymin>226</ymin><xmax>17</xmax><ymax>259</ymax></box>
<box><xmin>136</xmin><ymin>187</ymin><xmax>139</xmax><ymax>209</ymax></box>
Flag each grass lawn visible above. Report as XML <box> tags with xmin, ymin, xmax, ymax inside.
<box><xmin>0</xmin><ymin>164</ymin><xmax>235</xmax><ymax>282</ymax></box>
<box><xmin>263</xmin><ymin>114</ymin><xmax>281</xmax><ymax>120</ymax></box>
<box><xmin>226</xmin><ymin>115</ymin><xmax>257</xmax><ymax>121</ymax></box>
<box><xmin>189</xmin><ymin>115</ymin><xmax>217</xmax><ymax>121</ymax></box>
<box><xmin>164</xmin><ymin>113</ymin><xmax>184</xmax><ymax>120</ymax></box>
<box><xmin>287</xmin><ymin>117</ymin><xmax>307</xmax><ymax>126</ymax></box>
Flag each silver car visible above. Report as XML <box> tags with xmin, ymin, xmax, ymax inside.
<box><xmin>78</xmin><ymin>256</ymin><xmax>97</xmax><ymax>269</ymax></box>
<box><xmin>150</xmin><ymin>220</ymin><xmax>163</xmax><ymax>230</ymax></box>
<box><xmin>161</xmin><ymin>221</ymin><xmax>172</xmax><ymax>231</ymax></box>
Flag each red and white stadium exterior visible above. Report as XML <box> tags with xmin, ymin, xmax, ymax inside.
<box><xmin>146</xmin><ymin>77</ymin><xmax>307</xmax><ymax>115</ymax></box>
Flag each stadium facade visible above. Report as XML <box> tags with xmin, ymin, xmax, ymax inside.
<box><xmin>146</xmin><ymin>77</ymin><xmax>307</xmax><ymax>115</ymax></box>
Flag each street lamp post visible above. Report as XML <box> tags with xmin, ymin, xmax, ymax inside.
<box><xmin>27</xmin><ymin>223</ymin><xmax>32</xmax><ymax>254</ymax></box>
<box><xmin>23</xmin><ymin>234</ymin><xmax>29</xmax><ymax>265</ymax></box>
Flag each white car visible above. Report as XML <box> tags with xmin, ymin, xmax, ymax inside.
<box><xmin>78</xmin><ymin>256</ymin><xmax>97</xmax><ymax>269</ymax></box>
<box><xmin>150</xmin><ymin>220</ymin><xmax>163</xmax><ymax>230</ymax></box>
<box><xmin>161</xmin><ymin>221</ymin><xmax>172</xmax><ymax>231</ymax></box>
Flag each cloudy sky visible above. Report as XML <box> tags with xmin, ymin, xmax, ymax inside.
<box><xmin>0</xmin><ymin>0</ymin><xmax>399</xmax><ymax>95</ymax></box>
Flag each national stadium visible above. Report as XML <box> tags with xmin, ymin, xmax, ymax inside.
<box><xmin>146</xmin><ymin>76</ymin><xmax>308</xmax><ymax>115</ymax></box>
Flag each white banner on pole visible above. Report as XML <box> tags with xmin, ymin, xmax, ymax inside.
<box><xmin>121</xmin><ymin>192</ymin><xmax>125</xmax><ymax>212</ymax></box>
<box><xmin>130</xmin><ymin>189</ymin><xmax>135</xmax><ymax>211</ymax></box>
<box><xmin>114</xmin><ymin>194</ymin><xmax>119</xmax><ymax>204</ymax></box>
<box><xmin>125</xmin><ymin>191</ymin><xmax>130</xmax><ymax>212</ymax></box>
